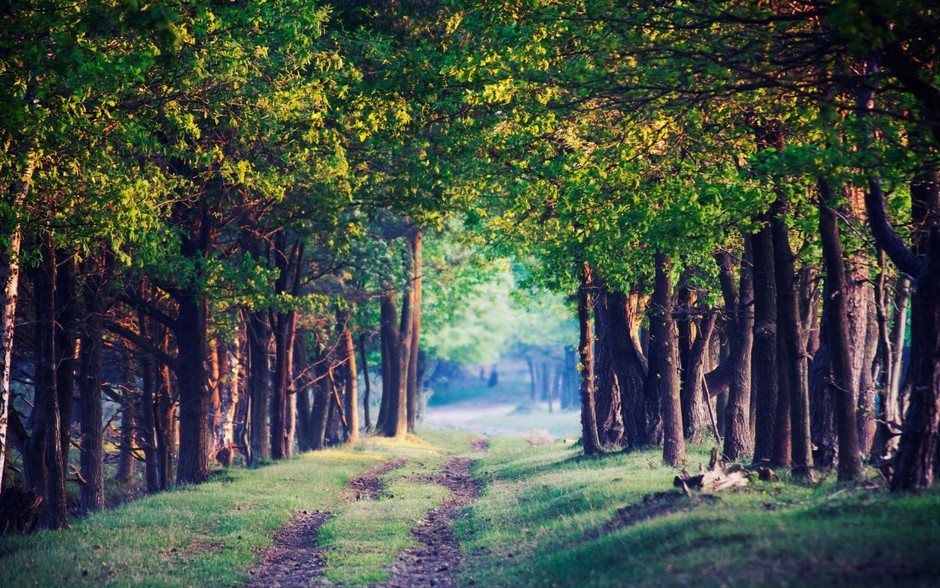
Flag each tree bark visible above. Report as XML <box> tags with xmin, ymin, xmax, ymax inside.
<box><xmin>78</xmin><ymin>257</ymin><xmax>110</xmax><ymax>510</ymax></box>
<box><xmin>379</xmin><ymin>288</ymin><xmax>406</xmax><ymax>437</ymax></box>
<box><xmin>818</xmin><ymin>187</ymin><xmax>864</xmax><ymax>481</ymax></box>
<box><xmin>247</xmin><ymin>311</ymin><xmax>270</xmax><ymax>463</ymax></box>
<box><xmin>360</xmin><ymin>333</ymin><xmax>372</xmax><ymax>431</ymax></box>
<box><xmin>648</xmin><ymin>253</ymin><xmax>685</xmax><ymax>466</ymax></box>
<box><xmin>717</xmin><ymin>242</ymin><xmax>754</xmax><ymax>461</ymax></box>
<box><xmin>872</xmin><ymin>274</ymin><xmax>911</xmax><ymax>460</ymax></box>
<box><xmin>376</xmin><ymin>291</ymin><xmax>399</xmax><ymax>433</ymax></box>
<box><xmin>341</xmin><ymin>312</ymin><xmax>360</xmax><ymax>443</ymax></box>
<box><xmin>116</xmin><ymin>350</ymin><xmax>137</xmax><ymax>483</ymax></box>
<box><xmin>271</xmin><ymin>310</ymin><xmax>296</xmax><ymax>459</ymax></box>
<box><xmin>771</xmin><ymin>195</ymin><xmax>813</xmax><ymax>479</ymax></box>
<box><xmin>53</xmin><ymin>254</ymin><xmax>76</xmax><ymax>476</ymax></box>
<box><xmin>174</xmin><ymin>294</ymin><xmax>210</xmax><ymax>485</ymax></box>
<box><xmin>406</xmin><ymin>231</ymin><xmax>422</xmax><ymax>432</ymax></box>
<box><xmin>295</xmin><ymin>332</ymin><xmax>312</xmax><ymax>453</ymax></box>
<box><xmin>890</xmin><ymin>167</ymin><xmax>940</xmax><ymax>489</ymax></box>
<box><xmin>577</xmin><ymin>262</ymin><xmax>603</xmax><ymax>456</ymax></box>
<box><xmin>137</xmin><ymin>313</ymin><xmax>160</xmax><ymax>493</ymax></box>
<box><xmin>676</xmin><ymin>285</ymin><xmax>701</xmax><ymax>441</ymax></box>
<box><xmin>27</xmin><ymin>241</ymin><xmax>69</xmax><ymax>529</ymax></box>
<box><xmin>610</xmin><ymin>290</ymin><xmax>648</xmax><ymax>449</ymax></box>
<box><xmin>594</xmin><ymin>287</ymin><xmax>625</xmax><ymax>446</ymax></box>
<box><xmin>0</xmin><ymin>153</ymin><xmax>35</xmax><ymax>493</ymax></box>
<box><xmin>751</xmin><ymin>222</ymin><xmax>779</xmax><ymax>464</ymax></box>
<box><xmin>308</xmin><ymin>345</ymin><xmax>332</xmax><ymax>451</ymax></box>
<box><xmin>388</xmin><ymin>262</ymin><xmax>414</xmax><ymax>439</ymax></box>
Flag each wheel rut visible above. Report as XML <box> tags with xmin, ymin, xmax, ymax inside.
<box><xmin>378</xmin><ymin>440</ymin><xmax>486</xmax><ymax>588</ymax></box>
<box><xmin>343</xmin><ymin>458</ymin><xmax>408</xmax><ymax>502</ymax></box>
<box><xmin>247</xmin><ymin>509</ymin><xmax>331</xmax><ymax>588</ymax></box>
<box><xmin>248</xmin><ymin>458</ymin><xmax>408</xmax><ymax>587</ymax></box>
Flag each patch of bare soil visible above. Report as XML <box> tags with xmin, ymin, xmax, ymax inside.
<box><xmin>342</xmin><ymin>459</ymin><xmax>408</xmax><ymax>502</ymax></box>
<box><xmin>380</xmin><ymin>457</ymin><xmax>482</xmax><ymax>588</ymax></box>
<box><xmin>247</xmin><ymin>510</ymin><xmax>331</xmax><ymax>588</ymax></box>
<box><xmin>470</xmin><ymin>437</ymin><xmax>489</xmax><ymax>452</ymax></box>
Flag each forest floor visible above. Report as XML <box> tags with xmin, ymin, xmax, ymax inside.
<box><xmin>3</xmin><ymin>429</ymin><xmax>940</xmax><ymax>587</ymax></box>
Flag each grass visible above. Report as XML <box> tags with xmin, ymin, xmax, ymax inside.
<box><xmin>5</xmin><ymin>428</ymin><xmax>940</xmax><ymax>587</ymax></box>
<box><xmin>319</xmin><ymin>431</ymin><xmax>472</xmax><ymax>585</ymax></box>
<box><xmin>320</xmin><ymin>460</ymin><xmax>450</xmax><ymax>585</ymax></box>
<box><xmin>0</xmin><ymin>440</ymin><xmax>412</xmax><ymax>587</ymax></box>
<box><xmin>457</xmin><ymin>437</ymin><xmax>940</xmax><ymax>587</ymax></box>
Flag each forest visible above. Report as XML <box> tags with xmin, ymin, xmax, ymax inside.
<box><xmin>2</xmin><ymin>0</ymin><xmax>940</xmax><ymax>586</ymax></box>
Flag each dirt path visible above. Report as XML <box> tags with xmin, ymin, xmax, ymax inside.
<box><xmin>246</xmin><ymin>509</ymin><xmax>331</xmax><ymax>588</ymax></box>
<box><xmin>379</xmin><ymin>442</ymin><xmax>486</xmax><ymax>588</ymax></box>
<box><xmin>247</xmin><ymin>459</ymin><xmax>408</xmax><ymax>587</ymax></box>
<box><xmin>342</xmin><ymin>459</ymin><xmax>408</xmax><ymax>502</ymax></box>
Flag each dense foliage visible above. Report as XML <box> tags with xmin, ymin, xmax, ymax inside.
<box><xmin>2</xmin><ymin>0</ymin><xmax>939</xmax><ymax>531</ymax></box>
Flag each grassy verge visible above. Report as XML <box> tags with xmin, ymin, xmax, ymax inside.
<box><xmin>0</xmin><ymin>436</ymin><xmax>432</xmax><ymax>587</ymax></box>
<box><xmin>458</xmin><ymin>437</ymin><xmax>940</xmax><ymax>587</ymax></box>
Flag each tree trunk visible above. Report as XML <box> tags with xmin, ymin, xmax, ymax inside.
<box><xmin>676</xmin><ymin>285</ymin><xmax>699</xmax><ymax>441</ymax></box>
<box><xmin>894</xmin><ymin>226</ymin><xmax>940</xmax><ymax>489</ymax></box>
<box><xmin>116</xmin><ymin>357</ymin><xmax>137</xmax><ymax>483</ymax></box>
<box><xmin>376</xmin><ymin>291</ymin><xmax>399</xmax><ymax>433</ymax></box>
<box><xmin>325</xmin><ymin>365</ymin><xmax>343</xmax><ymax>445</ymax></box>
<box><xmin>577</xmin><ymin>262</ymin><xmax>603</xmax><ymax>455</ymax></box>
<box><xmin>594</xmin><ymin>287</ymin><xmax>625</xmax><ymax>446</ymax></box>
<box><xmin>174</xmin><ymin>294</ymin><xmax>210</xmax><ymax>485</ymax></box>
<box><xmin>818</xmin><ymin>188</ymin><xmax>864</xmax><ymax>481</ymax></box>
<box><xmin>610</xmin><ymin>290</ymin><xmax>648</xmax><ymax>449</ymax></box>
<box><xmin>247</xmin><ymin>311</ymin><xmax>271</xmax><ymax>463</ymax></box>
<box><xmin>648</xmin><ymin>254</ymin><xmax>685</xmax><ymax>466</ymax></box>
<box><xmin>388</xmin><ymin>266</ymin><xmax>414</xmax><ymax>439</ymax></box>
<box><xmin>799</xmin><ymin>266</ymin><xmax>822</xmax><ymax>358</ymax></box>
<box><xmin>771</xmin><ymin>195</ymin><xmax>813</xmax><ymax>479</ymax></box>
<box><xmin>295</xmin><ymin>333</ymin><xmax>311</xmax><ymax>453</ymax></box>
<box><xmin>208</xmin><ymin>343</ymin><xmax>223</xmax><ymax>456</ymax></box>
<box><xmin>341</xmin><ymin>313</ymin><xmax>360</xmax><ymax>443</ymax></box>
<box><xmin>53</xmin><ymin>255</ymin><xmax>77</xmax><ymax>477</ymax></box>
<box><xmin>308</xmin><ymin>346</ymin><xmax>331</xmax><ymax>451</ymax></box>
<box><xmin>233</xmin><ymin>333</ymin><xmax>251</xmax><ymax>464</ymax></box>
<box><xmin>155</xmin><ymin>330</ymin><xmax>175</xmax><ymax>489</ymax></box>
<box><xmin>379</xmin><ymin>288</ymin><xmax>406</xmax><ymax>437</ymax></box>
<box><xmin>684</xmin><ymin>313</ymin><xmax>717</xmax><ymax>444</ymax></box>
<box><xmin>360</xmin><ymin>333</ymin><xmax>372</xmax><ymax>431</ymax></box>
<box><xmin>137</xmin><ymin>316</ymin><xmax>160</xmax><ymax>493</ymax></box>
<box><xmin>0</xmin><ymin>153</ymin><xmax>35</xmax><ymax>493</ymax></box>
<box><xmin>27</xmin><ymin>242</ymin><xmax>69</xmax><ymax>529</ymax></box>
<box><xmin>527</xmin><ymin>357</ymin><xmax>538</xmax><ymax>401</ymax></box>
<box><xmin>271</xmin><ymin>310</ymin><xmax>296</xmax><ymax>459</ymax></box>
<box><xmin>894</xmin><ymin>169</ymin><xmax>940</xmax><ymax>487</ymax></box>
<box><xmin>751</xmin><ymin>223</ymin><xmax>778</xmax><ymax>464</ymax></box>
<box><xmin>872</xmin><ymin>274</ymin><xmax>910</xmax><ymax>460</ymax></box>
<box><xmin>718</xmin><ymin>242</ymin><xmax>754</xmax><ymax>461</ymax></box>
<box><xmin>78</xmin><ymin>258</ymin><xmax>109</xmax><ymax>510</ymax></box>
<box><xmin>406</xmin><ymin>230</ymin><xmax>422</xmax><ymax>432</ymax></box>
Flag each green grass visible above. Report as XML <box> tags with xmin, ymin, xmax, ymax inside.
<box><xmin>316</xmin><ymin>429</ymin><xmax>483</xmax><ymax>586</ymax></box>
<box><xmin>457</xmin><ymin>437</ymin><xmax>940</xmax><ymax>587</ymax></box>
<box><xmin>6</xmin><ymin>429</ymin><xmax>940</xmax><ymax>587</ymax></box>
<box><xmin>0</xmin><ymin>442</ymin><xmax>407</xmax><ymax>587</ymax></box>
<box><xmin>320</xmin><ymin>459</ymin><xmax>450</xmax><ymax>585</ymax></box>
